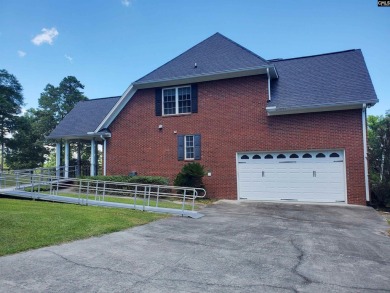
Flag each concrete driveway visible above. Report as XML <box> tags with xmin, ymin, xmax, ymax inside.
<box><xmin>0</xmin><ymin>201</ymin><xmax>389</xmax><ymax>293</ymax></box>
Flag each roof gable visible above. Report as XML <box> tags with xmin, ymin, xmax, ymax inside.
<box><xmin>134</xmin><ymin>33</ymin><xmax>270</xmax><ymax>86</ymax></box>
<box><xmin>47</xmin><ymin>96</ymin><xmax>120</xmax><ymax>139</ymax></box>
<box><xmin>267</xmin><ymin>49</ymin><xmax>378</xmax><ymax>114</ymax></box>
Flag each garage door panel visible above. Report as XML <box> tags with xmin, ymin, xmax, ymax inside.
<box><xmin>238</xmin><ymin>150</ymin><xmax>346</xmax><ymax>202</ymax></box>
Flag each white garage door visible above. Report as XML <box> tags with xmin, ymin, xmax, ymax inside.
<box><xmin>237</xmin><ymin>150</ymin><xmax>346</xmax><ymax>202</ymax></box>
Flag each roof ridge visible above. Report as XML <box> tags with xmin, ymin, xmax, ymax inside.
<box><xmin>215</xmin><ymin>32</ymin><xmax>270</xmax><ymax>64</ymax></box>
<box><xmin>268</xmin><ymin>49</ymin><xmax>360</xmax><ymax>62</ymax></box>
<box><xmin>135</xmin><ymin>32</ymin><xmax>269</xmax><ymax>83</ymax></box>
<box><xmin>134</xmin><ymin>34</ymin><xmax>219</xmax><ymax>83</ymax></box>
<box><xmin>84</xmin><ymin>96</ymin><xmax>121</xmax><ymax>102</ymax></box>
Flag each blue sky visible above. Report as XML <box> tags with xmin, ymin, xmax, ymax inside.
<box><xmin>1</xmin><ymin>0</ymin><xmax>389</xmax><ymax>116</ymax></box>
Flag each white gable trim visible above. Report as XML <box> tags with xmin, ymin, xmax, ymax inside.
<box><xmin>134</xmin><ymin>66</ymin><xmax>278</xmax><ymax>89</ymax></box>
<box><xmin>94</xmin><ymin>85</ymin><xmax>137</xmax><ymax>132</ymax></box>
<box><xmin>94</xmin><ymin>66</ymin><xmax>278</xmax><ymax>132</ymax></box>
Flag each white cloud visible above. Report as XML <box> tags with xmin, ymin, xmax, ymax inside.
<box><xmin>121</xmin><ymin>0</ymin><xmax>131</xmax><ymax>7</ymax></box>
<box><xmin>17</xmin><ymin>50</ymin><xmax>26</xmax><ymax>58</ymax></box>
<box><xmin>31</xmin><ymin>27</ymin><xmax>59</xmax><ymax>46</ymax></box>
<box><xmin>64</xmin><ymin>54</ymin><xmax>73</xmax><ymax>63</ymax></box>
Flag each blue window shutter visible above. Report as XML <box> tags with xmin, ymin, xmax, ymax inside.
<box><xmin>194</xmin><ymin>134</ymin><xmax>201</xmax><ymax>160</ymax></box>
<box><xmin>191</xmin><ymin>84</ymin><xmax>198</xmax><ymax>113</ymax></box>
<box><xmin>155</xmin><ymin>88</ymin><xmax>162</xmax><ymax>116</ymax></box>
<box><xmin>177</xmin><ymin>135</ymin><xmax>184</xmax><ymax>161</ymax></box>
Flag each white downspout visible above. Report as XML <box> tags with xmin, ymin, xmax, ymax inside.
<box><xmin>266</xmin><ymin>68</ymin><xmax>271</xmax><ymax>101</ymax></box>
<box><xmin>100</xmin><ymin>135</ymin><xmax>107</xmax><ymax>176</ymax></box>
<box><xmin>362</xmin><ymin>104</ymin><xmax>370</xmax><ymax>202</ymax></box>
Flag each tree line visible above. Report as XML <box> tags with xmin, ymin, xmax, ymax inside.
<box><xmin>0</xmin><ymin>69</ymin><xmax>87</xmax><ymax>170</ymax></box>
<box><xmin>0</xmin><ymin>68</ymin><xmax>389</xmax><ymax>206</ymax></box>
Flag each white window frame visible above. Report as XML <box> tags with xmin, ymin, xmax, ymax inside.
<box><xmin>184</xmin><ymin>135</ymin><xmax>195</xmax><ymax>160</ymax></box>
<box><xmin>162</xmin><ymin>85</ymin><xmax>191</xmax><ymax>115</ymax></box>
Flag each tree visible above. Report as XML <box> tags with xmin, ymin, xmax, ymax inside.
<box><xmin>38</xmin><ymin>76</ymin><xmax>88</xmax><ymax>137</ymax></box>
<box><xmin>367</xmin><ymin>111</ymin><xmax>390</xmax><ymax>208</ymax></box>
<box><xmin>0</xmin><ymin>69</ymin><xmax>24</xmax><ymax>171</ymax></box>
<box><xmin>37</xmin><ymin>76</ymin><xmax>88</xmax><ymax>167</ymax></box>
<box><xmin>6</xmin><ymin>110</ymin><xmax>48</xmax><ymax>169</ymax></box>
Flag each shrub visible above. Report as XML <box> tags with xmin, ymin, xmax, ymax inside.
<box><xmin>80</xmin><ymin>175</ymin><xmax>169</xmax><ymax>186</ymax></box>
<box><xmin>78</xmin><ymin>175</ymin><xmax>171</xmax><ymax>197</ymax></box>
<box><xmin>370</xmin><ymin>181</ymin><xmax>390</xmax><ymax>209</ymax></box>
<box><xmin>174</xmin><ymin>162</ymin><xmax>206</xmax><ymax>189</ymax></box>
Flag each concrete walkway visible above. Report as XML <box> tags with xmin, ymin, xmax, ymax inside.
<box><xmin>0</xmin><ymin>201</ymin><xmax>389</xmax><ymax>292</ymax></box>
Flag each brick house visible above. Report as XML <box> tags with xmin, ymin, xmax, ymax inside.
<box><xmin>48</xmin><ymin>33</ymin><xmax>378</xmax><ymax>205</ymax></box>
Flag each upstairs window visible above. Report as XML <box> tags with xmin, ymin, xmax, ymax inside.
<box><xmin>178</xmin><ymin>87</ymin><xmax>192</xmax><ymax>113</ymax></box>
<box><xmin>155</xmin><ymin>85</ymin><xmax>198</xmax><ymax>116</ymax></box>
<box><xmin>163</xmin><ymin>88</ymin><xmax>176</xmax><ymax>115</ymax></box>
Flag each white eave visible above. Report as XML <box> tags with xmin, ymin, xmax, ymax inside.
<box><xmin>46</xmin><ymin>131</ymin><xmax>111</xmax><ymax>141</ymax></box>
<box><xmin>266</xmin><ymin>101</ymin><xmax>378</xmax><ymax>116</ymax></box>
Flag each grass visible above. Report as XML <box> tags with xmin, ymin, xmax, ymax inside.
<box><xmin>0</xmin><ymin>198</ymin><xmax>168</xmax><ymax>256</ymax></box>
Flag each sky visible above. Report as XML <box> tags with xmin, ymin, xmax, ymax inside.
<box><xmin>0</xmin><ymin>0</ymin><xmax>389</xmax><ymax>116</ymax></box>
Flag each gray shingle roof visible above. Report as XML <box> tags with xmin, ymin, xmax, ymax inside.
<box><xmin>134</xmin><ymin>32</ymin><xmax>270</xmax><ymax>85</ymax></box>
<box><xmin>47</xmin><ymin>96</ymin><xmax>120</xmax><ymax>139</ymax></box>
<box><xmin>48</xmin><ymin>36</ymin><xmax>379</xmax><ymax>140</ymax></box>
<box><xmin>268</xmin><ymin>49</ymin><xmax>378</xmax><ymax>111</ymax></box>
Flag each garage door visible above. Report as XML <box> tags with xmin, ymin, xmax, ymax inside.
<box><xmin>237</xmin><ymin>150</ymin><xmax>346</xmax><ymax>202</ymax></box>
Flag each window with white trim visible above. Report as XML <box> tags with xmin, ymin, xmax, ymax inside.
<box><xmin>185</xmin><ymin>135</ymin><xmax>195</xmax><ymax>160</ymax></box>
<box><xmin>177</xmin><ymin>134</ymin><xmax>201</xmax><ymax>161</ymax></box>
<box><xmin>163</xmin><ymin>86</ymin><xmax>191</xmax><ymax>115</ymax></box>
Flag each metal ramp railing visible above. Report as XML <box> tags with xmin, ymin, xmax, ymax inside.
<box><xmin>0</xmin><ymin>168</ymin><xmax>206</xmax><ymax>218</ymax></box>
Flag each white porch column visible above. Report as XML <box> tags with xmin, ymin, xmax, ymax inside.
<box><xmin>90</xmin><ymin>139</ymin><xmax>96</xmax><ymax>176</ymax></box>
<box><xmin>103</xmin><ymin>138</ymin><xmax>107</xmax><ymax>176</ymax></box>
<box><xmin>77</xmin><ymin>141</ymin><xmax>81</xmax><ymax>177</ymax></box>
<box><xmin>56</xmin><ymin>142</ymin><xmax>61</xmax><ymax>177</ymax></box>
<box><xmin>64</xmin><ymin>140</ymin><xmax>69</xmax><ymax>178</ymax></box>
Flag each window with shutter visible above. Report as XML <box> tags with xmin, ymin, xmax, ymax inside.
<box><xmin>157</xmin><ymin>84</ymin><xmax>198</xmax><ymax>116</ymax></box>
<box><xmin>177</xmin><ymin>134</ymin><xmax>201</xmax><ymax>161</ymax></box>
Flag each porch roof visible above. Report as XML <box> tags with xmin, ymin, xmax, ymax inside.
<box><xmin>47</xmin><ymin>96</ymin><xmax>120</xmax><ymax>140</ymax></box>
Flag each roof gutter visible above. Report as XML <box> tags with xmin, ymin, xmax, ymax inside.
<box><xmin>87</xmin><ymin>131</ymin><xmax>111</xmax><ymax>138</ymax></box>
<box><xmin>266</xmin><ymin>102</ymin><xmax>377</xmax><ymax>116</ymax></box>
<box><xmin>46</xmin><ymin>131</ymin><xmax>111</xmax><ymax>141</ymax></box>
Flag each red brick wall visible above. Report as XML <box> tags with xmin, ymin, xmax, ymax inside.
<box><xmin>107</xmin><ymin>75</ymin><xmax>366</xmax><ymax>205</ymax></box>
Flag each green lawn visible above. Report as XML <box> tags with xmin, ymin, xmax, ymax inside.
<box><xmin>46</xmin><ymin>191</ymin><xmax>197</xmax><ymax>210</ymax></box>
<box><xmin>0</xmin><ymin>198</ymin><xmax>168</xmax><ymax>256</ymax></box>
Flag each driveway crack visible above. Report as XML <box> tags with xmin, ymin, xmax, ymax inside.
<box><xmin>289</xmin><ymin>238</ymin><xmax>313</xmax><ymax>286</ymax></box>
<box><xmin>44</xmin><ymin>249</ymin><xmax>143</xmax><ymax>279</ymax></box>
